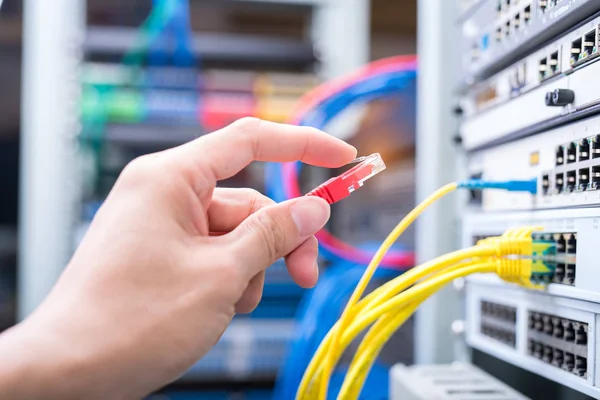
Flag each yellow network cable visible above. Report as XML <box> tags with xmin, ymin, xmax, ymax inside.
<box><xmin>339</xmin><ymin>229</ymin><xmax>541</xmax><ymax>400</ymax></box>
<box><xmin>298</xmin><ymin>227</ymin><xmax>544</xmax><ymax>400</ymax></box>
<box><xmin>298</xmin><ymin>241</ymin><xmax>522</xmax><ymax>398</ymax></box>
<box><xmin>339</xmin><ymin>262</ymin><xmax>497</xmax><ymax>399</ymax></box>
<box><xmin>299</xmin><ymin>182</ymin><xmax>459</xmax><ymax>400</ymax></box>
<box><xmin>299</xmin><ymin>258</ymin><xmax>492</xmax><ymax>399</ymax></box>
<box><xmin>297</xmin><ymin>251</ymin><xmax>488</xmax><ymax>398</ymax></box>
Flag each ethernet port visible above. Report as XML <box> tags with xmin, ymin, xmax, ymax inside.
<box><xmin>553</xmin><ymin>317</ymin><xmax>564</xmax><ymax>337</ymax></box>
<box><xmin>592</xmin><ymin>135</ymin><xmax>600</xmax><ymax>158</ymax></box>
<box><xmin>567</xmin><ymin>234</ymin><xmax>577</xmax><ymax>254</ymax></box>
<box><xmin>497</xmin><ymin>0</ymin><xmax>502</xmax><ymax>15</ymax></box>
<box><xmin>579</xmin><ymin>138</ymin><xmax>590</xmax><ymax>161</ymax></box>
<box><xmin>538</xmin><ymin>57</ymin><xmax>548</xmax><ymax>81</ymax></box>
<box><xmin>496</xmin><ymin>26</ymin><xmax>503</xmax><ymax>42</ymax></box>
<box><xmin>524</xmin><ymin>5</ymin><xmax>531</xmax><ymax>24</ymax></box>
<box><xmin>542</xmin><ymin>174</ymin><xmax>550</xmax><ymax>195</ymax></box>
<box><xmin>533</xmin><ymin>341</ymin><xmax>543</xmax><ymax>359</ymax></box>
<box><xmin>567</xmin><ymin>142</ymin><xmax>577</xmax><ymax>163</ymax></box>
<box><xmin>552</xmin><ymin>348</ymin><xmax>564</xmax><ymax>368</ymax></box>
<box><xmin>533</xmin><ymin>313</ymin><xmax>543</xmax><ymax>332</ymax></box>
<box><xmin>514</xmin><ymin>12</ymin><xmax>521</xmax><ymax>29</ymax></box>
<box><xmin>543</xmin><ymin>345</ymin><xmax>553</xmax><ymax>363</ymax></box>
<box><xmin>564</xmin><ymin>352</ymin><xmax>575</xmax><ymax>372</ymax></box>
<box><xmin>554</xmin><ymin>263</ymin><xmax>566</xmax><ymax>283</ymax></box>
<box><xmin>555</xmin><ymin>234</ymin><xmax>566</xmax><ymax>253</ymax></box>
<box><xmin>571</xmin><ymin>37</ymin><xmax>583</xmax><ymax>65</ymax></box>
<box><xmin>565</xmin><ymin>264</ymin><xmax>576</xmax><ymax>285</ymax></box>
<box><xmin>555</xmin><ymin>173</ymin><xmax>564</xmax><ymax>194</ymax></box>
<box><xmin>469</xmin><ymin>172</ymin><xmax>483</xmax><ymax>205</ymax></box>
<box><xmin>578</xmin><ymin>168</ymin><xmax>590</xmax><ymax>191</ymax></box>
<box><xmin>566</xmin><ymin>170</ymin><xmax>576</xmax><ymax>192</ymax></box>
<box><xmin>505</xmin><ymin>20</ymin><xmax>511</xmax><ymax>37</ymax></box>
<box><xmin>556</xmin><ymin>145</ymin><xmax>565</xmax><ymax>165</ymax></box>
<box><xmin>575</xmin><ymin>356</ymin><xmax>587</xmax><ymax>377</ymax></box>
<box><xmin>592</xmin><ymin>166</ymin><xmax>600</xmax><ymax>189</ymax></box>
<box><xmin>565</xmin><ymin>321</ymin><xmax>576</xmax><ymax>342</ymax></box>
<box><xmin>539</xmin><ymin>0</ymin><xmax>548</xmax><ymax>13</ymax></box>
<box><xmin>528</xmin><ymin>313</ymin><xmax>535</xmax><ymax>329</ymax></box>
<box><xmin>543</xmin><ymin>315</ymin><xmax>553</xmax><ymax>335</ymax></box>
<box><xmin>583</xmin><ymin>29</ymin><xmax>597</xmax><ymax>58</ymax></box>
<box><xmin>576</xmin><ymin>325</ymin><xmax>587</xmax><ymax>345</ymax></box>
<box><xmin>549</xmin><ymin>50</ymin><xmax>560</xmax><ymax>74</ymax></box>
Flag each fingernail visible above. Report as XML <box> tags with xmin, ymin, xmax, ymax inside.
<box><xmin>314</xmin><ymin>261</ymin><xmax>320</xmax><ymax>280</ymax></box>
<box><xmin>290</xmin><ymin>197</ymin><xmax>330</xmax><ymax>237</ymax></box>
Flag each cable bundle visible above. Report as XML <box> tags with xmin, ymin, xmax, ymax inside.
<box><xmin>296</xmin><ymin>183</ymin><xmax>552</xmax><ymax>400</ymax></box>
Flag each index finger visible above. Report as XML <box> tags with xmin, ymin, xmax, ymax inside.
<box><xmin>176</xmin><ymin>117</ymin><xmax>357</xmax><ymax>182</ymax></box>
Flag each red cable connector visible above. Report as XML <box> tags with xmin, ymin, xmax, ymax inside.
<box><xmin>306</xmin><ymin>153</ymin><xmax>386</xmax><ymax>204</ymax></box>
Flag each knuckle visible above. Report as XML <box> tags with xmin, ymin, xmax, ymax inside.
<box><xmin>118</xmin><ymin>154</ymin><xmax>169</xmax><ymax>191</ymax></box>
<box><xmin>118</xmin><ymin>156</ymin><xmax>154</xmax><ymax>185</ymax></box>
<box><xmin>231</xmin><ymin>116</ymin><xmax>263</xmax><ymax>132</ymax></box>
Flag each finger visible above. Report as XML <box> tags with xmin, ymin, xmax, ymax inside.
<box><xmin>235</xmin><ymin>271</ymin><xmax>265</xmax><ymax>314</ymax></box>
<box><xmin>208</xmin><ymin>188</ymin><xmax>274</xmax><ymax>233</ymax></box>
<box><xmin>175</xmin><ymin>117</ymin><xmax>357</xmax><ymax>182</ymax></box>
<box><xmin>285</xmin><ymin>236</ymin><xmax>319</xmax><ymax>288</ymax></box>
<box><xmin>223</xmin><ymin>196</ymin><xmax>330</xmax><ymax>277</ymax></box>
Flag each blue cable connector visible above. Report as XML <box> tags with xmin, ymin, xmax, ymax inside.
<box><xmin>458</xmin><ymin>178</ymin><xmax>538</xmax><ymax>195</ymax></box>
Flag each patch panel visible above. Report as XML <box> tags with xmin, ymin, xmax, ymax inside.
<box><xmin>527</xmin><ymin>311</ymin><xmax>588</xmax><ymax>377</ymax></box>
<box><xmin>472</xmin><ymin>231</ymin><xmax>570</xmax><ymax>285</ymax></box>
<box><xmin>480</xmin><ymin>300</ymin><xmax>518</xmax><ymax>348</ymax></box>
<box><xmin>465</xmin><ymin>283</ymin><xmax>599</xmax><ymax>397</ymax></box>
<box><xmin>530</xmin><ymin>232</ymin><xmax>576</xmax><ymax>286</ymax></box>
<box><xmin>459</xmin><ymin>210</ymin><xmax>600</xmax><ymax>294</ymax></box>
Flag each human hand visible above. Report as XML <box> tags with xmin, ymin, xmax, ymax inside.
<box><xmin>0</xmin><ymin>118</ymin><xmax>356</xmax><ymax>400</ymax></box>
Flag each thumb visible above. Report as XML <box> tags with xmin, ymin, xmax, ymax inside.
<box><xmin>227</xmin><ymin>196</ymin><xmax>330</xmax><ymax>276</ymax></box>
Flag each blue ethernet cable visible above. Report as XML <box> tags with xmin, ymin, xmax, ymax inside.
<box><xmin>273</xmin><ymin>247</ymin><xmax>404</xmax><ymax>400</ymax></box>
<box><xmin>264</xmin><ymin>69</ymin><xmax>417</xmax><ymax>205</ymax></box>
<box><xmin>458</xmin><ymin>178</ymin><xmax>538</xmax><ymax>195</ymax></box>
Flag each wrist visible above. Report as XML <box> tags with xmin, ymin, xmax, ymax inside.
<box><xmin>0</xmin><ymin>315</ymin><xmax>87</xmax><ymax>400</ymax></box>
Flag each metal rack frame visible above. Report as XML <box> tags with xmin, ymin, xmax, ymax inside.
<box><xmin>413</xmin><ymin>0</ymin><xmax>463</xmax><ymax>364</ymax></box>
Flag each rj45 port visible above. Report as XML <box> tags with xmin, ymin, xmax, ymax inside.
<box><xmin>579</xmin><ymin>138</ymin><xmax>590</xmax><ymax>161</ymax></box>
<box><xmin>578</xmin><ymin>168</ymin><xmax>589</xmax><ymax>191</ymax></box>
<box><xmin>566</xmin><ymin>142</ymin><xmax>577</xmax><ymax>163</ymax></box>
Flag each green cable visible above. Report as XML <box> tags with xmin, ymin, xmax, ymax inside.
<box><xmin>81</xmin><ymin>0</ymin><xmax>178</xmax><ymax>195</ymax></box>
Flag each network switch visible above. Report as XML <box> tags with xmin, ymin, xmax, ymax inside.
<box><xmin>460</xmin><ymin>13</ymin><xmax>600</xmax><ymax>150</ymax></box>
<box><xmin>465</xmin><ymin>113</ymin><xmax>600</xmax><ymax>212</ymax></box>
<box><xmin>389</xmin><ymin>363</ymin><xmax>530</xmax><ymax>400</ymax></box>
<box><xmin>459</xmin><ymin>0</ymin><xmax>600</xmax><ymax>84</ymax></box>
